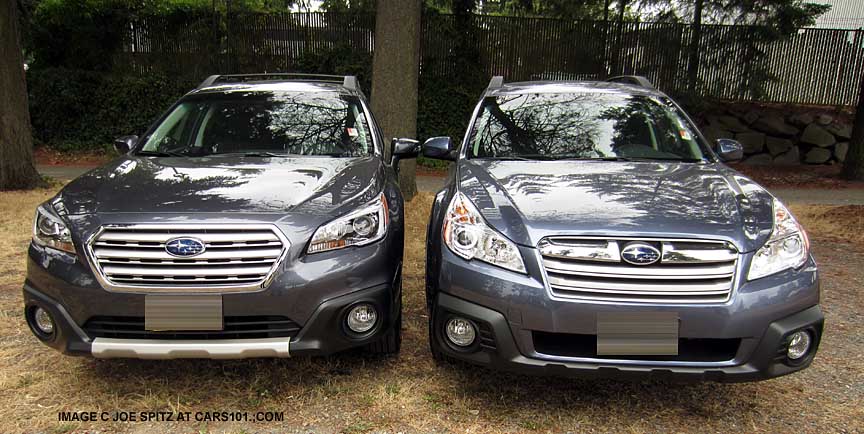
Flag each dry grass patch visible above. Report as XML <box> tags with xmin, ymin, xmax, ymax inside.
<box><xmin>788</xmin><ymin>203</ymin><xmax>864</xmax><ymax>245</ymax></box>
<box><xmin>0</xmin><ymin>189</ymin><xmax>861</xmax><ymax>433</ymax></box>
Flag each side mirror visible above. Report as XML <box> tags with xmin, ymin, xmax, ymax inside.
<box><xmin>422</xmin><ymin>136</ymin><xmax>456</xmax><ymax>161</ymax></box>
<box><xmin>113</xmin><ymin>135</ymin><xmax>138</xmax><ymax>154</ymax></box>
<box><xmin>716</xmin><ymin>138</ymin><xmax>743</xmax><ymax>162</ymax></box>
<box><xmin>390</xmin><ymin>138</ymin><xmax>420</xmax><ymax>167</ymax></box>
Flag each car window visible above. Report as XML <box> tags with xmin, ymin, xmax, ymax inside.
<box><xmin>140</xmin><ymin>92</ymin><xmax>374</xmax><ymax>157</ymax></box>
<box><xmin>468</xmin><ymin>92</ymin><xmax>708</xmax><ymax>161</ymax></box>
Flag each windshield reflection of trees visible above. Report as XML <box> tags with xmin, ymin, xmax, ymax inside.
<box><xmin>472</xmin><ymin>93</ymin><xmax>703</xmax><ymax>161</ymax></box>
<box><xmin>598</xmin><ymin>96</ymin><xmax>701</xmax><ymax>159</ymax></box>
<box><xmin>473</xmin><ymin>93</ymin><xmax>603</xmax><ymax>157</ymax></box>
<box><xmin>155</xmin><ymin>91</ymin><xmax>374</xmax><ymax>157</ymax></box>
<box><xmin>262</xmin><ymin>92</ymin><xmax>372</xmax><ymax>156</ymax></box>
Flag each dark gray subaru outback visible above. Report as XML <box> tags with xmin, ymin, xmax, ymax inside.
<box><xmin>23</xmin><ymin>74</ymin><xmax>419</xmax><ymax>359</ymax></box>
<box><xmin>422</xmin><ymin>76</ymin><xmax>823</xmax><ymax>382</ymax></box>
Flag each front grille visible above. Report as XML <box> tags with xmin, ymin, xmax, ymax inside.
<box><xmin>533</xmin><ymin>331</ymin><xmax>740</xmax><ymax>362</ymax></box>
<box><xmin>84</xmin><ymin>315</ymin><xmax>301</xmax><ymax>340</ymax></box>
<box><xmin>88</xmin><ymin>224</ymin><xmax>288</xmax><ymax>292</ymax></box>
<box><xmin>539</xmin><ymin>237</ymin><xmax>738</xmax><ymax>304</ymax></box>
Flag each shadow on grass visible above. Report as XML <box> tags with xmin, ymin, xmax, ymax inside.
<box><xmin>73</xmin><ymin>343</ymin><xmax>759</xmax><ymax>425</ymax></box>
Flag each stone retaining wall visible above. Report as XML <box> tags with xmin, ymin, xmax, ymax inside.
<box><xmin>694</xmin><ymin>103</ymin><xmax>853</xmax><ymax>165</ymax></box>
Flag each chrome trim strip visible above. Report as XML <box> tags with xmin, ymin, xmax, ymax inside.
<box><xmin>538</xmin><ymin>239</ymin><xmax>621</xmax><ymax>262</ymax></box>
<box><xmin>660</xmin><ymin>241</ymin><xmax>738</xmax><ymax>263</ymax></box>
<box><xmin>85</xmin><ymin>224</ymin><xmax>290</xmax><ymax>294</ymax></box>
<box><xmin>91</xmin><ymin>337</ymin><xmax>290</xmax><ymax>359</ymax></box>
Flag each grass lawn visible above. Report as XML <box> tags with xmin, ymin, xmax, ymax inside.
<box><xmin>0</xmin><ymin>186</ymin><xmax>862</xmax><ymax>433</ymax></box>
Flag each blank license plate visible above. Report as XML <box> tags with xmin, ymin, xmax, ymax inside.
<box><xmin>596</xmin><ymin>312</ymin><xmax>679</xmax><ymax>356</ymax></box>
<box><xmin>145</xmin><ymin>295</ymin><xmax>223</xmax><ymax>331</ymax></box>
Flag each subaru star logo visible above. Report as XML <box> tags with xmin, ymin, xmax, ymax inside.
<box><xmin>165</xmin><ymin>237</ymin><xmax>206</xmax><ymax>257</ymax></box>
<box><xmin>620</xmin><ymin>242</ymin><xmax>661</xmax><ymax>266</ymax></box>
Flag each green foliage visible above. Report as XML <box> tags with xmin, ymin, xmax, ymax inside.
<box><xmin>319</xmin><ymin>0</ymin><xmax>376</xmax><ymax>12</ymax></box>
<box><xmin>27</xmin><ymin>68</ymin><xmax>197</xmax><ymax>150</ymax></box>
<box><xmin>293</xmin><ymin>44</ymin><xmax>373</xmax><ymax>93</ymax></box>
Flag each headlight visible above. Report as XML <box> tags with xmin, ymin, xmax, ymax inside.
<box><xmin>308</xmin><ymin>193</ymin><xmax>388</xmax><ymax>253</ymax></box>
<box><xmin>747</xmin><ymin>198</ymin><xmax>809</xmax><ymax>280</ymax></box>
<box><xmin>443</xmin><ymin>192</ymin><xmax>526</xmax><ymax>273</ymax></box>
<box><xmin>33</xmin><ymin>204</ymin><xmax>75</xmax><ymax>254</ymax></box>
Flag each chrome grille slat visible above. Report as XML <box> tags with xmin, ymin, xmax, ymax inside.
<box><xmin>540</xmin><ymin>237</ymin><xmax>738</xmax><ymax>304</ymax></box>
<box><xmin>102</xmin><ymin>265</ymin><xmax>273</xmax><ymax>276</ymax></box>
<box><xmin>87</xmin><ymin>225</ymin><xmax>289</xmax><ymax>293</ymax></box>
<box><xmin>543</xmin><ymin>259</ymin><xmax>735</xmax><ymax>279</ymax></box>
<box><xmin>547</xmin><ymin>276</ymin><xmax>732</xmax><ymax>292</ymax></box>
<box><xmin>111</xmin><ymin>276</ymin><xmax>265</xmax><ymax>283</ymax></box>
<box><xmin>99</xmin><ymin>259</ymin><xmax>278</xmax><ymax>266</ymax></box>
<box><xmin>93</xmin><ymin>247</ymin><xmax>282</xmax><ymax>260</ymax></box>
<box><xmin>96</xmin><ymin>231</ymin><xmax>279</xmax><ymax>243</ymax></box>
<box><xmin>93</xmin><ymin>241</ymin><xmax>283</xmax><ymax>248</ymax></box>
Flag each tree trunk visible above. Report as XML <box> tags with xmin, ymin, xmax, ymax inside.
<box><xmin>370</xmin><ymin>0</ymin><xmax>421</xmax><ymax>200</ymax></box>
<box><xmin>842</xmin><ymin>77</ymin><xmax>864</xmax><ymax>180</ymax></box>
<box><xmin>0</xmin><ymin>0</ymin><xmax>42</xmax><ymax>190</ymax></box>
<box><xmin>613</xmin><ymin>0</ymin><xmax>627</xmax><ymax>75</ymax></box>
<box><xmin>687</xmin><ymin>0</ymin><xmax>704</xmax><ymax>95</ymax></box>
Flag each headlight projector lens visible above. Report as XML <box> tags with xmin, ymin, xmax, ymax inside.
<box><xmin>346</xmin><ymin>304</ymin><xmax>378</xmax><ymax>334</ymax></box>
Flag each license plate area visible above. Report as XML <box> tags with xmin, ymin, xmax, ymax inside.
<box><xmin>596</xmin><ymin>312</ymin><xmax>678</xmax><ymax>356</ymax></box>
<box><xmin>145</xmin><ymin>295</ymin><xmax>223</xmax><ymax>331</ymax></box>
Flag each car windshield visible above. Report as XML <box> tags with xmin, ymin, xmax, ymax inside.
<box><xmin>138</xmin><ymin>92</ymin><xmax>375</xmax><ymax>157</ymax></box>
<box><xmin>467</xmin><ymin>92</ymin><xmax>709</xmax><ymax>161</ymax></box>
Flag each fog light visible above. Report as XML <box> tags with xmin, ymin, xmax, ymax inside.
<box><xmin>445</xmin><ymin>317</ymin><xmax>476</xmax><ymax>347</ymax></box>
<box><xmin>787</xmin><ymin>330</ymin><xmax>812</xmax><ymax>360</ymax></box>
<box><xmin>33</xmin><ymin>307</ymin><xmax>55</xmax><ymax>335</ymax></box>
<box><xmin>346</xmin><ymin>304</ymin><xmax>377</xmax><ymax>333</ymax></box>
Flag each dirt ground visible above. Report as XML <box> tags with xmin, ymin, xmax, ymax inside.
<box><xmin>0</xmin><ymin>188</ymin><xmax>862</xmax><ymax>434</ymax></box>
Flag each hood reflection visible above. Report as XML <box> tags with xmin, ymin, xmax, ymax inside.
<box><xmin>58</xmin><ymin>156</ymin><xmax>382</xmax><ymax>215</ymax></box>
<box><xmin>460</xmin><ymin>160</ymin><xmax>774</xmax><ymax>252</ymax></box>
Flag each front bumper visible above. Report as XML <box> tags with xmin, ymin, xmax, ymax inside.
<box><xmin>433</xmin><ymin>292</ymin><xmax>823</xmax><ymax>382</ymax></box>
<box><xmin>23</xmin><ymin>235</ymin><xmax>402</xmax><ymax>358</ymax></box>
<box><xmin>430</xmin><ymin>247</ymin><xmax>823</xmax><ymax>382</ymax></box>
<box><xmin>24</xmin><ymin>281</ymin><xmax>398</xmax><ymax>359</ymax></box>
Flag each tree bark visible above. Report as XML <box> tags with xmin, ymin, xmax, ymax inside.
<box><xmin>842</xmin><ymin>77</ymin><xmax>864</xmax><ymax>180</ymax></box>
<box><xmin>687</xmin><ymin>0</ymin><xmax>704</xmax><ymax>95</ymax></box>
<box><xmin>0</xmin><ymin>0</ymin><xmax>42</xmax><ymax>190</ymax></box>
<box><xmin>370</xmin><ymin>0</ymin><xmax>421</xmax><ymax>200</ymax></box>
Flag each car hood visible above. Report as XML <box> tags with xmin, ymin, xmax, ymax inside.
<box><xmin>57</xmin><ymin>155</ymin><xmax>385</xmax><ymax>216</ymax></box>
<box><xmin>458</xmin><ymin>160</ymin><xmax>776</xmax><ymax>253</ymax></box>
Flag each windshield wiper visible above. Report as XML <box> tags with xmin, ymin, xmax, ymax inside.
<box><xmin>240</xmin><ymin>152</ymin><xmax>290</xmax><ymax>157</ymax></box>
<box><xmin>315</xmin><ymin>152</ymin><xmax>361</xmax><ymax>157</ymax></box>
<box><xmin>137</xmin><ymin>151</ymin><xmax>188</xmax><ymax>157</ymax></box>
<box><xmin>480</xmin><ymin>156</ymin><xmax>535</xmax><ymax>161</ymax></box>
<box><xmin>550</xmin><ymin>156</ymin><xmax>705</xmax><ymax>163</ymax></box>
<box><xmin>208</xmin><ymin>151</ymin><xmax>292</xmax><ymax>157</ymax></box>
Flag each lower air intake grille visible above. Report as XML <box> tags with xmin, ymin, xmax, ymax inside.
<box><xmin>533</xmin><ymin>331</ymin><xmax>740</xmax><ymax>362</ymax></box>
<box><xmin>84</xmin><ymin>316</ymin><xmax>301</xmax><ymax>340</ymax></box>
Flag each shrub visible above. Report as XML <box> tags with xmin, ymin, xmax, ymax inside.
<box><xmin>27</xmin><ymin>68</ymin><xmax>197</xmax><ymax>150</ymax></box>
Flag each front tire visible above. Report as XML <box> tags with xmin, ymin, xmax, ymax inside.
<box><xmin>366</xmin><ymin>276</ymin><xmax>402</xmax><ymax>355</ymax></box>
<box><xmin>427</xmin><ymin>303</ymin><xmax>451</xmax><ymax>364</ymax></box>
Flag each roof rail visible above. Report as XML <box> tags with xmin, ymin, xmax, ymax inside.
<box><xmin>487</xmin><ymin>76</ymin><xmax>504</xmax><ymax>89</ymax></box>
<box><xmin>196</xmin><ymin>73</ymin><xmax>360</xmax><ymax>91</ymax></box>
<box><xmin>605</xmin><ymin>75</ymin><xmax>655</xmax><ymax>90</ymax></box>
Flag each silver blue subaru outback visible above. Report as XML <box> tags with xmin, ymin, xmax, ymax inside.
<box><xmin>23</xmin><ymin>74</ymin><xmax>420</xmax><ymax>359</ymax></box>
<box><xmin>422</xmin><ymin>76</ymin><xmax>822</xmax><ymax>382</ymax></box>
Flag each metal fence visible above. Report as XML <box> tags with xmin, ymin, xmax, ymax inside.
<box><xmin>113</xmin><ymin>12</ymin><xmax>864</xmax><ymax>106</ymax></box>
